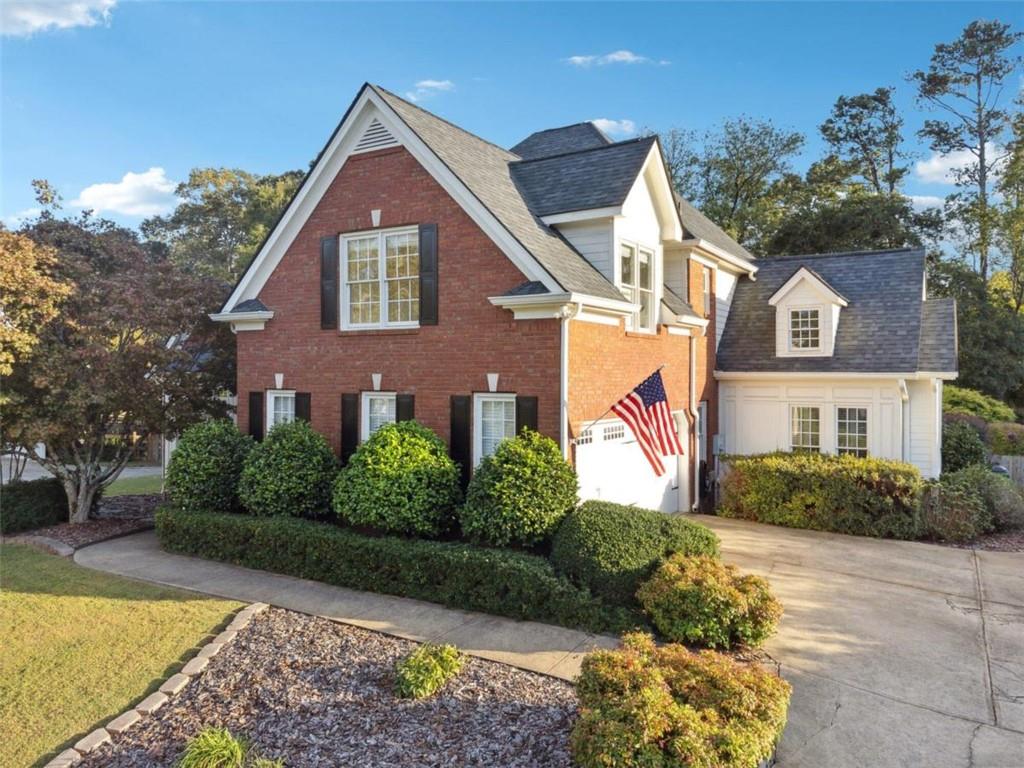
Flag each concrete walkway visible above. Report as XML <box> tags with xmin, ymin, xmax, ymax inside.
<box><xmin>74</xmin><ymin>520</ymin><xmax>1024</xmax><ymax>767</ymax></box>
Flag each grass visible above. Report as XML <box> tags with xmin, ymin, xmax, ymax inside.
<box><xmin>104</xmin><ymin>474</ymin><xmax>164</xmax><ymax>496</ymax></box>
<box><xmin>0</xmin><ymin>543</ymin><xmax>241</xmax><ymax>767</ymax></box>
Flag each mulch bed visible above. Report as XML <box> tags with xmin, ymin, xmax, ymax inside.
<box><xmin>943</xmin><ymin>529</ymin><xmax>1024</xmax><ymax>553</ymax></box>
<box><xmin>23</xmin><ymin>518</ymin><xmax>153</xmax><ymax>550</ymax></box>
<box><xmin>78</xmin><ymin>608</ymin><xmax>578</xmax><ymax>767</ymax></box>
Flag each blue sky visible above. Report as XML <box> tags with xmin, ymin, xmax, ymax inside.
<box><xmin>2</xmin><ymin>1</ymin><xmax>1021</xmax><ymax>228</ymax></box>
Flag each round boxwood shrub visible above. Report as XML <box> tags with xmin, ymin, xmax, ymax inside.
<box><xmin>550</xmin><ymin>500</ymin><xmax>720</xmax><ymax>606</ymax></box>
<box><xmin>458</xmin><ymin>428</ymin><xmax>578</xmax><ymax>548</ymax></box>
<box><xmin>332</xmin><ymin>421</ymin><xmax>461</xmax><ymax>537</ymax></box>
<box><xmin>636</xmin><ymin>554</ymin><xmax>782</xmax><ymax>649</ymax></box>
<box><xmin>167</xmin><ymin>420</ymin><xmax>253</xmax><ymax>513</ymax></box>
<box><xmin>238</xmin><ymin>420</ymin><xmax>336</xmax><ymax>518</ymax></box>
<box><xmin>942</xmin><ymin>420</ymin><xmax>988</xmax><ymax>473</ymax></box>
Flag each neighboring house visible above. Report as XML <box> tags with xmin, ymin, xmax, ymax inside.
<box><xmin>212</xmin><ymin>84</ymin><xmax>956</xmax><ymax>517</ymax></box>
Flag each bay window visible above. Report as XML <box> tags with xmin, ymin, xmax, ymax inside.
<box><xmin>342</xmin><ymin>228</ymin><xmax>419</xmax><ymax>329</ymax></box>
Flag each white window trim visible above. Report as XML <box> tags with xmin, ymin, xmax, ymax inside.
<box><xmin>473</xmin><ymin>392</ymin><xmax>516</xmax><ymax>465</ymax></box>
<box><xmin>266</xmin><ymin>389</ymin><xmax>296</xmax><ymax>431</ymax></box>
<box><xmin>789</xmin><ymin>403</ymin><xmax>822</xmax><ymax>453</ymax></box>
<box><xmin>835</xmin><ymin>403</ymin><xmax>869</xmax><ymax>457</ymax></box>
<box><xmin>616</xmin><ymin>239</ymin><xmax>658</xmax><ymax>334</ymax></box>
<box><xmin>787</xmin><ymin>304</ymin><xmax>823</xmax><ymax>354</ymax></box>
<box><xmin>340</xmin><ymin>225</ymin><xmax>420</xmax><ymax>331</ymax></box>
<box><xmin>360</xmin><ymin>391</ymin><xmax>397</xmax><ymax>441</ymax></box>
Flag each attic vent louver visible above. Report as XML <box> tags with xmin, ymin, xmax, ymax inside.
<box><xmin>353</xmin><ymin>118</ymin><xmax>399</xmax><ymax>154</ymax></box>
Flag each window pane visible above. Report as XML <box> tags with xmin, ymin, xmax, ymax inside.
<box><xmin>481</xmin><ymin>398</ymin><xmax>515</xmax><ymax>458</ymax></box>
<box><xmin>346</xmin><ymin>236</ymin><xmax>381</xmax><ymax>325</ymax></box>
<box><xmin>348</xmin><ymin>281</ymin><xmax>380</xmax><ymax>325</ymax></box>
<box><xmin>638</xmin><ymin>250</ymin><xmax>652</xmax><ymax>290</ymax></box>
<box><xmin>272</xmin><ymin>394</ymin><xmax>295</xmax><ymax>427</ymax></box>
<box><xmin>367</xmin><ymin>395</ymin><xmax>396</xmax><ymax>436</ymax></box>
<box><xmin>791</xmin><ymin>406</ymin><xmax>820</xmax><ymax>453</ymax></box>
<box><xmin>837</xmin><ymin>406</ymin><xmax>868</xmax><ymax>457</ymax></box>
<box><xmin>620</xmin><ymin>244</ymin><xmax>636</xmax><ymax>288</ymax></box>
<box><xmin>790</xmin><ymin>309</ymin><xmax>820</xmax><ymax>349</ymax></box>
<box><xmin>639</xmin><ymin>290</ymin><xmax>653</xmax><ymax>330</ymax></box>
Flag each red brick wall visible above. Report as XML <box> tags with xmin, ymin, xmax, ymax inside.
<box><xmin>236</xmin><ymin>146</ymin><xmax>561</xmax><ymax>453</ymax></box>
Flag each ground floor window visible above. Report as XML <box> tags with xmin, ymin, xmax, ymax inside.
<box><xmin>790</xmin><ymin>405</ymin><xmax>820</xmax><ymax>453</ymax></box>
<box><xmin>836</xmin><ymin>406</ymin><xmax>868</xmax><ymax>457</ymax></box>
<box><xmin>361</xmin><ymin>392</ymin><xmax>396</xmax><ymax>440</ymax></box>
<box><xmin>267</xmin><ymin>390</ymin><xmax>295</xmax><ymax>429</ymax></box>
<box><xmin>474</xmin><ymin>393</ymin><xmax>516</xmax><ymax>464</ymax></box>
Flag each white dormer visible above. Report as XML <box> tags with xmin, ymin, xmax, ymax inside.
<box><xmin>768</xmin><ymin>266</ymin><xmax>848</xmax><ymax>357</ymax></box>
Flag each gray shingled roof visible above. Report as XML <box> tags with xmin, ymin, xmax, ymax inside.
<box><xmin>662</xmin><ymin>284</ymin><xmax>699</xmax><ymax>318</ymax></box>
<box><xmin>676</xmin><ymin>196</ymin><xmax>756</xmax><ymax>262</ymax></box>
<box><xmin>510</xmin><ymin>137</ymin><xmax>657</xmax><ymax>217</ymax></box>
<box><xmin>232</xmin><ymin>298</ymin><xmax>270</xmax><ymax>313</ymax></box>
<box><xmin>374</xmin><ymin>86</ymin><xmax>622</xmax><ymax>301</ymax></box>
<box><xmin>717</xmin><ymin>248</ymin><xmax>957</xmax><ymax>373</ymax></box>
<box><xmin>510</xmin><ymin>122</ymin><xmax>612</xmax><ymax>160</ymax></box>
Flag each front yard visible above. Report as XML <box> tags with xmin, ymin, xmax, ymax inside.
<box><xmin>0</xmin><ymin>543</ymin><xmax>240</xmax><ymax>767</ymax></box>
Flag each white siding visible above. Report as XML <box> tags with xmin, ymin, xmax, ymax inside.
<box><xmin>664</xmin><ymin>252</ymin><xmax>688</xmax><ymax>302</ymax></box>
<box><xmin>556</xmin><ymin>220</ymin><xmax>614</xmax><ymax>283</ymax></box>
<box><xmin>715</xmin><ymin>269</ymin><xmax>738</xmax><ymax>350</ymax></box>
<box><xmin>772</xmin><ymin>280</ymin><xmax>841</xmax><ymax>358</ymax></box>
<box><xmin>907</xmin><ymin>378</ymin><xmax>942</xmax><ymax>478</ymax></box>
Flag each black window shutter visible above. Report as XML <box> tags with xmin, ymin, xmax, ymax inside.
<box><xmin>396</xmin><ymin>394</ymin><xmax>415</xmax><ymax>422</ymax></box>
<box><xmin>248</xmin><ymin>391</ymin><xmax>264</xmax><ymax>442</ymax></box>
<box><xmin>295</xmin><ymin>392</ymin><xmax>311</xmax><ymax>422</ymax></box>
<box><xmin>419</xmin><ymin>224</ymin><xmax>438</xmax><ymax>326</ymax></box>
<box><xmin>515</xmin><ymin>396</ymin><xmax>538</xmax><ymax>435</ymax></box>
<box><xmin>320</xmin><ymin>236</ymin><xmax>339</xmax><ymax>330</ymax></box>
<box><xmin>449</xmin><ymin>395</ymin><xmax>471</xmax><ymax>488</ymax></box>
<box><xmin>340</xmin><ymin>393</ymin><xmax>359</xmax><ymax>464</ymax></box>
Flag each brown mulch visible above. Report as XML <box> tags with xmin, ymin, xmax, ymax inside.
<box><xmin>943</xmin><ymin>529</ymin><xmax>1024</xmax><ymax>553</ymax></box>
<box><xmin>27</xmin><ymin>518</ymin><xmax>153</xmax><ymax>550</ymax></box>
<box><xmin>78</xmin><ymin>608</ymin><xmax>578</xmax><ymax>768</ymax></box>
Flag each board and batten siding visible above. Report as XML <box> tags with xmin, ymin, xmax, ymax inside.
<box><xmin>906</xmin><ymin>378</ymin><xmax>942</xmax><ymax>478</ymax></box>
<box><xmin>556</xmin><ymin>220</ymin><xmax>615</xmax><ymax>283</ymax></box>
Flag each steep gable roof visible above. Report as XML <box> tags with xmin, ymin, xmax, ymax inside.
<box><xmin>675</xmin><ymin>196</ymin><xmax>756</xmax><ymax>263</ymax></box>
<box><xmin>510</xmin><ymin>122</ymin><xmax>612</xmax><ymax>160</ymax></box>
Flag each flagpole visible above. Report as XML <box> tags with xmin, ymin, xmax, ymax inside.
<box><xmin>572</xmin><ymin>364</ymin><xmax>666</xmax><ymax>444</ymax></box>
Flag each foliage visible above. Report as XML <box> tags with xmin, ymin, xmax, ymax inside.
<box><xmin>719</xmin><ymin>452</ymin><xmax>925</xmax><ymax>539</ymax></box>
<box><xmin>943</xmin><ymin>385</ymin><xmax>1017</xmax><ymax>422</ymax></box>
<box><xmin>944</xmin><ymin>464</ymin><xmax>1024</xmax><ymax>531</ymax></box>
<box><xmin>238</xmin><ymin>421</ymin><xmax>336</xmax><ymax>518</ymax></box>
<box><xmin>0</xmin><ymin>478</ymin><xmax>67</xmax><ymax>534</ymax></box>
<box><xmin>141</xmin><ymin>168</ymin><xmax>303</xmax><ymax>283</ymax></box>
<box><xmin>459</xmin><ymin>428</ymin><xmax>578</xmax><ymax>548</ymax></box>
<box><xmin>920</xmin><ymin>477</ymin><xmax>991</xmax><ymax>543</ymax></box>
<box><xmin>636</xmin><ymin>554</ymin><xmax>782</xmax><ymax>649</ymax></box>
<box><xmin>178</xmin><ymin>727</ymin><xmax>247</xmax><ymax>768</ymax></box>
<box><xmin>156</xmin><ymin>509</ymin><xmax>637</xmax><ymax>634</ymax></box>
<box><xmin>987</xmin><ymin>421</ymin><xmax>1024</xmax><ymax>455</ymax></box>
<box><xmin>167</xmin><ymin>420</ymin><xmax>253</xmax><ymax>513</ymax></box>
<box><xmin>942</xmin><ymin>420</ymin><xmax>989</xmax><ymax>473</ymax></box>
<box><xmin>394</xmin><ymin>643</ymin><xmax>464</xmax><ymax>699</ymax></box>
<box><xmin>820</xmin><ymin>87</ymin><xmax>908</xmax><ymax>195</ymax></box>
<box><xmin>943</xmin><ymin>411</ymin><xmax>990</xmax><ymax>444</ymax></box>
<box><xmin>995</xmin><ymin>108</ymin><xmax>1024</xmax><ymax>311</ymax></box>
<box><xmin>549</xmin><ymin>501</ymin><xmax>720</xmax><ymax>606</ymax></box>
<box><xmin>571</xmin><ymin>632</ymin><xmax>791</xmax><ymax>768</ymax></box>
<box><xmin>332</xmin><ymin>421</ymin><xmax>460</xmax><ymax>537</ymax></box>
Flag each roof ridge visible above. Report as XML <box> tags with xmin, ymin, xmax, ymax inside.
<box><xmin>371</xmin><ymin>84</ymin><xmax>519</xmax><ymax>160</ymax></box>
<box><xmin>509</xmin><ymin>135</ymin><xmax>656</xmax><ymax>165</ymax></box>
<box><xmin>518</xmin><ymin>121</ymin><xmax>604</xmax><ymax>137</ymax></box>
<box><xmin>763</xmin><ymin>246</ymin><xmax>923</xmax><ymax>262</ymax></box>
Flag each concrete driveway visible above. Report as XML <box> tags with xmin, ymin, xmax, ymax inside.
<box><xmin>691</xmin><ymin>514</ymin><xmax>1024</xmax><ymax>768</ymax></box>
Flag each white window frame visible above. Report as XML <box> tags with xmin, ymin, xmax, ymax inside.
<box><xmin>266</xmin><ymin>389</ymin><xmax>296</xmax><ymax>430</ymax></box>
<box><xmin>788</xmin><ymin>306</ymin><xmax>822</xmax><ymax>352</ymax></box>
<box><xmin>340</xmin><ymin>226</ymin><xmax>420</xmax><ymax>331</ymax></box>
<box><xmin>790</xmin><ymin>404</ymin><xmax>821</xmax><ymax>453</ymax></box>
<box><xmin>702</xmin><ymin>267</ymin><xmax>711</xmax><ymax>317</ymax></box>
<box><xmin>473</xmin><ymin>393</ymin><xmax>516</xmax><ymax>465</ymax></box>
<box><xmin>836</xmin><ymin>405</ymin><xmax>869</xmax><ymax>458</ymax></box>
<box><xmin>360</xmin><ymin>391</ymin><xmax>397</xmax><ymax>441</ymax></box>
<box><xmin>617</xmin><ymin>240</ymin><xmax>656</xmax><ymax>334</ymax></box>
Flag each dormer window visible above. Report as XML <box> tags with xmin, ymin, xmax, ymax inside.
<box><xmin>769</xmin><ymin>265</ymin><xmax>848</xmax><ymax>358</ymax></box>
<box><xmin>789</xmin><ymin>308</ymin><xmax>820</xmax><ymax>351</ymax></box>
<box><xmin>620</xmin><ymin>243</ymin><xmax>655</xmax><ymax>333</ymax></box>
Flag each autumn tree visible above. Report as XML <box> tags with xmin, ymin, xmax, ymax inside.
<box><xmin>994</xmin><ymin>105</ymin><xmax>1024</xmax><ymax>310</ymax></box>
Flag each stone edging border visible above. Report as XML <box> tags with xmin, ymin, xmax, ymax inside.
<box><xmin>43</xmin><ymin>602</ymin><xmax>269</xmax><ymax>767</ymax></box>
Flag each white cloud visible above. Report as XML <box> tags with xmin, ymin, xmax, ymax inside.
<box><xmin>405</xmin><ymin>79</ymin><xmax>454</xmax><ymax>102</ymax></box>
<box><xmin>2</xmin><ymin>207</ymin><xmax>41</xmax><ymax>227</ymax></box>
<box><xmin>566</xmin><ymin>50</ymin><xmax>668</xmax><ymax>67</ymax></box>
<box><xmin>1</xmin><ymin>0</ymin><xmax>116</xmax><ymax>37</ymax></box>
<box><xmin>909</xmin><ymin>195</ymin><xmax>945</xmax><ymax>211</ymax></box>
<box><xmin>72</xmin><ymin>167</ymin><xmax>178</xmax><ymax>217</ymax></box>
<box><xmin>914</xmin><ymin>143</ymin><xmax>1002</xmax><ymax>185</ymax></box>
<box><xmin>591</xmin><ymin>118</ymin><xmax>637</xmax><ymax>137</ymax></box>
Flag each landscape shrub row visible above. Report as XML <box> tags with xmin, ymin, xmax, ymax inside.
<box><xmin>942</xmin><ymin>385</ymin><xmax>1017</xmax><ymax>423</ymax></box>
<box><xmin>1</xmin><ymin>477</ymin><xmax>68</xmax><ymax>534</ymax></box>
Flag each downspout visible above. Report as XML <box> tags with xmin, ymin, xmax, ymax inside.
<box><xmin>689</xmin><ymin>331</ymin><xmax>701</xmax><ymax>511</ymax></box>
<box><xmin>560</xmin><ymin>302</ymin><xmax>581</xmax><ymax>461</ymax></box>
<box><xmin>898</xmin><ymin>379</ymin><xmax>910</xmax><ymax>463</ymax></box>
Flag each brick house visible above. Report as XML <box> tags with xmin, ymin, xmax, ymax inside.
<box><xmin>213</xmin><ymin>84</ymin><xmax>957</xmax><ymax>513</ymax></box>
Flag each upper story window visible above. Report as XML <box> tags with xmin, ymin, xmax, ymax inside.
<box><xmin>789</xmin><ymin>308</ymin><xmax>820</xmax><ymax>351</ymax></box>
<box><xmin>620</xmin><ymin>243</ymin><xmax>655</xmax><ymax>333</ymax></box>
<box><xmin>342</xmin><ymin>228</ymin><xmax>419</xmax><ymax>329</ymax></box>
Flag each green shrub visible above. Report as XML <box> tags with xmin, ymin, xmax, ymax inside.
<box><xmin>719</xmin><ymin>452</ymin><xmax>924</xmax><ymax>539</ymax></box>
<box><xmin>156</xmin><ymin>508</ymin><xmax>636</xmax><ymax>634</ymax></box>
<box><xmin>987</xmin><ymin>422</ymin><xmax>1024</xmax><ymax>456</ymax></box>
<box><xmin>459</xmin><ymin>428</ymin><xmax>578</xmax><ymax>548</ymax></box>
<box><xmin>238</xmin><ymin>421</ymin><xmax>336</xmax><ymax>518</ymax></box>
<box><xmin>550</xmin><ymin>501</ymin><xmax>719</xmax><ymax>607</ymax></box>
<box><xmin>942</xmin><ymin>421</ymin><xmax>989</xmax><ymax>473</ymax></box>
<box><xmin>178</xmin><ymin>727</ymin><xmax>246</xmax><ymax>768</ymax></box>
<box><xmin>943</xmin><ymin>385</ymin><xmax>1016</xmax><ymax>422</ymax></box>
<box><xmin>636</xmin><ymin>554</ymin><xmax>782</xmax><ymax>649</ymax></box>
<box><xmin>1</xmin><ymin>477</ymin><xmax>67</xmax><ymax>534</ymax></box>
<box><xmin>332</xmin><ymin>421</ymin><xmax>460</xmax><ymax>537</ymax></box>
<box><xmin>394</xmin><ymin>643</ymin><xmax>464</xmax><ymax>699</ymax></box>
<box><xmin>571</xmin><ymin>632</ymin><xmax>791</xmax><ymax>768</ymax></box>
<box><xmin>920</xmin><ymin>477</ymin><xmax>991</xmax><ymax>543</ymax></box>
<box><xmin>943</xmin><ymin>465</ymin><xmax>1024</xmax><ymax>531</ymax></box>
<box><xmin>167</xmin><ymin>420</ymin><xmax>253</xmax><ymax>513</ymax></box>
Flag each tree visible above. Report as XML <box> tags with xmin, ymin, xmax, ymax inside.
<box><xmin>994</xmin><ymin>104</ymin><xmax>1024</xmax><ymax>310</ymax></box>
<box><xmin>911</xmin><ymin>20</ymin><xmax>1023</xmax><ymax>279</ymax></box>
<box><xmin>647</xmin><ymin>126</ymin><xmax>701</xmax><ymax>201</ymax></box>
<box><xmin>141</xmin><ymin>167</ymin><xmax>303</xmax><ymax>283</ymax></box>
<box><xmin>8</xmin><ymin>209</ymin><xmax>234</xmax><ymax>522</ymax></box>
<box><xmin>820</xmin><ymin>87</ymin><xmax>908</xmax><ymax>195</ymax></box>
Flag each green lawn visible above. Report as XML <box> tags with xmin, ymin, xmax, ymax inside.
<box><xmin>0</xmin><ymin>543</ymin><xmax>241</xmax><ymax>767</ymax></box>
<box><xmin>104</xmin><ymin>473</ymin><xmax>164</xmax><ymax>496</ymax></box>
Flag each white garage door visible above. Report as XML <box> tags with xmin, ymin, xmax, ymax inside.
<box><xmin>576</xmin><ymin>418</ymin><xmax>684</xmax><ymax>513</ymax></box>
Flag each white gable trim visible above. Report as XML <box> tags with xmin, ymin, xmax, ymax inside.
<box><xmin>639</xmin><ymin>144</ymin><xmax>683</xmax><ymax>242</ymax></box>
<box><xmin>769</xmin><ymin>266</ymin><xmax>848</xmax><ymax>308</ymax></box>
<box><xmin>220</xmin><ymin>86</ymin><xmax>560</xmax><ymax>315</ymax></box>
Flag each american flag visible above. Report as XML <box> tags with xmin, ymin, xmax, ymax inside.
<box><xmin>610</xmin><ymin>370</ymin><xmax>683</xmax><ymax>476</ymax></box>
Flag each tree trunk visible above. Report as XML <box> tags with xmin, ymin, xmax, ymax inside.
<box><xmin>65</xmin><ymin>477</ymin><xmax>98</xmax><ymax>524</ymax></box>
<box><xmin>976</xmin><ymin>71</ymin><xmax>990</xmax><ymax>281</ymax></box>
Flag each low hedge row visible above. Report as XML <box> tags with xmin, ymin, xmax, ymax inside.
<box><xmin>156</xmin><ymin>508</ymin><xmax>638</xmax><ymax>634</ymax></box>
<box><xmin>1</xmin><ymin>477</ymin><xmax>67</xmax><ymax>534</ymax></box>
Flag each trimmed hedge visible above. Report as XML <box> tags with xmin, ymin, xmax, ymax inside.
<box><xmin>719</xmin><ymin>452</ymin><xmax>924</xmax><ymax>539</ymax></box>
<box><xmin>942</xmin><ymin>421</ymin><xmax>989</xmax><ymax>473</ymax></box>
<box><xmin>156</xmin><ymin>508</ymin><xmax>637</xmax><ymax>634</ymax></box>
<box><xmin>987</xmin><ymin>422</ymin><xmax>1024</xmax><ymax>456</ymax></box>
<box><xmin>167</xmin><ymin>420</ymin><xmax>252</xmax><ymax>513</ymax></box>
<box><xmin>550</xmin><ymin>500</ymin><xmax>720</xmax><ymax>606</ymax></box>
<box><xmin>1</xmin><ymin>477</ymin><xmax>67</xmax><ymax>534</ymax></box>
<box><xmin>238</xmin><ymin>421</ymin><xmax>337</xmax><ymax>518</ymax></box>
<box><xmin>943</xmin><ymin>385</ymin><xmax>1016</xmax><ymax>423</ymax></box>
